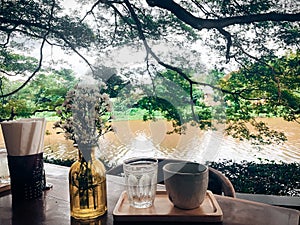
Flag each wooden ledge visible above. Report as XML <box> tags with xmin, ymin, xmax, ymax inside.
<box><xmin>236</xmin><ymin>193</ymin><xmax>300</xmax><ymax>210</ymax></box>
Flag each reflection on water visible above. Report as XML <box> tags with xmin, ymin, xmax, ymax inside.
<box><xmin>99</xmin><ymin>119</ymin><xmax>300</xmax><ymax>165</ymax></box>
<box><xmin>0</xmin><ymin>118</ymin><xmax>299</xmax><ymax>166</ymax></box>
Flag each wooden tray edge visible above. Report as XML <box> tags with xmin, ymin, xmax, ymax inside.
<box><xmin>0</xmin><ymin>183</ymin><xmax>11</xmax><ymax>195</ymax></box>
<box><xmin>113</xmin><ymin>190</ymin><xmax>223</xmax><ymax>222</ymax></box>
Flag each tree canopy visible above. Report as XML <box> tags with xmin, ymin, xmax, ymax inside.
<box><xmin>0</xmin><ymin>50</ymin><xmax>77</xmax><ymax>120</ymax></box>
<box><xmin>0</xmin><ymin>0</ymin><xmax>300</xmax><ymax>143</ymax></box>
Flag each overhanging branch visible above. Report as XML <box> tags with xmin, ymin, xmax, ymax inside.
<box><xmin>145</xmin><ymin>0</ymin><xmax>300</xmax><ymax>62</ymax></box>
<box><xmin>122</xmin><ymin>0</ymin><xmax>263</xmax><ymax>112</ymax></box>
<box><xmin>0</xmin><ymin>0</ymin><xmax>56</xmax><ymax>98</ymax></box>
<box><xmin>146</xmin><ymin>0</ymin><xmax>300</xmax><ymax>29</ymax></box>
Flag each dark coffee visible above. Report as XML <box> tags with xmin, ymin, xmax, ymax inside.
<box><xmin>7</xmin><ymin>152</ymin><xmax>45</xmax><ymax>201</ymax></box>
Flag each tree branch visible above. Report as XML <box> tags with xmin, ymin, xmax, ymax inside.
<box><xmin>146</xmin><ymin>0</ymin><xmax>300</xmax><ymax>29</ymax></box>
<box><xmin>122</xmin><ymin>0</ymin><xmax>263</xmax><ymax>103</ymax></box>
<box><xmin>0</xmin><ymin>3</ymin><xmax>94</xmax><ymax>76</ymax></box>
<box><xmin>0</xmin><ymin>69</ymin><xmax>21</xmax><ymax>77</ymax></box>
<box><xmin>80</xmin><ymin>0</ymin><xmax>103</xmax><ymax>22</ymax></box>
<box><xmin>146</xmin><ymin>0</ymin><xmax>299</xmax><ymax>61</ymax></box>
<box><xmin>217</xmin><ymin>28</ymin><xmax>232</xmax><ymax>62</ymax></box>
<box><xmin>122</xmin><ymin>0</ymin><xmax>268</xmax><ymax>126</ymax></box>
<box><xmin>0</xmin><ymin>0</ymin><xmax>56</xmax><ymax>98</ymax></box>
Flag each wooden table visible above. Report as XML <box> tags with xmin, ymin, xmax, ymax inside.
<box><xmin>0</xmin><ymin>163</ymin><xmax>299</xmax><ymax>225</ymax></box>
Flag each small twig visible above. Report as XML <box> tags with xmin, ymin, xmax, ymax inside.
<box><xmin>80</xmin><ymin>0</ymin><xmax>103</xmax><ymax>22</ymax></box>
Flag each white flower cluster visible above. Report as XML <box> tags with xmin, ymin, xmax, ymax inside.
<box><xmin>72</xmin><ymin>76</ymin><xmax>112</xmax><ymax>147</ymax></box>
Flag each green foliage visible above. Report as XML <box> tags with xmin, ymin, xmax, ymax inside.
<box><xmin>1</xmin><ymin>0</ymin><xmax>299</xmax><ymax>145</ymax></box>
<box><xmin>30</xmin><ymin>69</ymin><xmax>76</xmax><ymax>110</ymax></box>
<box><xmin>0</xmin><ymin>51</ymin><xmax>77</xmax><ymax>121</ymax></box>
<box><xmin>44</xmin><ymin>157</ymin><xmax>75</xmax><ymax>167</ymax></box>
<box><xmin>0</xmin><ymin>49</ymin><xmax>38</xmax><ymax>76</ymax></box>
<box><xmin>137</xmin><ymin>96</ymin><xmax>181</xmax><ymax>123</ymax></box>
<box><xmin>44</xmin><ymin>157</ymin><xmax>300</xmax><ymax>196</ymax></box>
<box><xmin>0</xmin><ymin>0</ymin><xmax>95</xmax><ymax>48</ymax></box>
<box><xmin>225</xmin><ymin>120</ymin><xmax>287</xmax><ymax>145</ymax></box>
<box><xmin>219</xmin><ymin>0</ymin><xmax>273</xmax><ymax>15</ymax></box>
<box><xmin>220</xmin><ymin>51</ymin><xmax>300</xmax><ymax>144</ymax></box>
<box><xmin>91</xmin><ymin>1</ymin><xmax>199</xmax><ymax>47</ymax></box>
<box><xmin>278</xmin><ymin>22</ymin><xmax>300</xmax><ymax>46</ymax></box>
<box><xmin>0</xmin><ymin>98</ymin><xmax>31</xmax><ymax>118</ymax></box>
<box><xmin>126</xmin><ymin>69</ymin><xmax>214</xmax><ymax>133</ymax></box>
<box><xmin>225</xmin><ymin>52</ymin><xmax>300</xmax><ymax>109</ymax></box>
<box><xmin>209</xmin><ymin>160</ymin><xmax>300</xmax><ymax>196</ymax></box>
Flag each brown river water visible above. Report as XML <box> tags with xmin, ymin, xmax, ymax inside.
<box><xmin>0</xmin><ymin>118</ymin><xmax>299</xmax><ymax>168</ymax></box>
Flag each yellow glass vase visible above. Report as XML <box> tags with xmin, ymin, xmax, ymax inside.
<box><xmin>69</xmin><ymin>145</ymin><xmax>107</xmax><ymax>220</ymax></box>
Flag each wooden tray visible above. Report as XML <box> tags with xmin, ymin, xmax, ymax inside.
<box><xmin>0</xmin><ymin>183</ymin><xmax>10</xmax><ymax>194</ymax></box>
<box><xmin>113</xmin><ymin>190</ymin><xmax>223</xmax><ymax>222</ymax></box>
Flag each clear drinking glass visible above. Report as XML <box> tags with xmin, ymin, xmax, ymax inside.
<box><xmin>123</xmin><ymin>158</ymin><xmax>158</xmax><ymax>208</ymax></box>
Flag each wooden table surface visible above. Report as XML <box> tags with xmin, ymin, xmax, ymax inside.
<box><xmin>0</xmin><ymin>163</ymin><xmax>299</xmax><ymax>225</ymax></box>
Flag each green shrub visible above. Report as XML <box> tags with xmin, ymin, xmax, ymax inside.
<box><xmin>208</xmin><ymin>160</ymin><xmax>300</xmax><ymax>196</ymax></box>
<box><xmin>44</xmin><ymin>157</ymin><xmax>300</xmax><ymax>196</ymax></box>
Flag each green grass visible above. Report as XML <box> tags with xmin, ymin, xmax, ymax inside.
<box><xmin>112</xmin><ymin>108</ymin><xmax>164</xmax><ymax>121</ymax></box>
<box><xmin>34</xmin><ymin>108</ymin><xmax>164</xmax><ymax>122</ymax></box>
<box><xmin>33</xmin><ymin>111</ymin><xmax>60</xmax><ymax>121</ymax></box>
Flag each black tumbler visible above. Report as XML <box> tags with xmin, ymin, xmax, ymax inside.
<box><xmin>7</xmin><ymin>152</ymin><xmax>45</xmax><ymax>201</ymax></box>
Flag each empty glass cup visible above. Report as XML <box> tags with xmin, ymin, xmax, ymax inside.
<box><xmin>123</xmin><ymin>158</ymin><xmax>158</xmax><ymax>208</ymax></box>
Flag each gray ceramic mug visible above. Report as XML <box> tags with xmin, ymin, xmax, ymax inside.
<box><xmin>163</xmin><ymin>162</ymin><xmax>208</xmax><ymax>209</ymax></box>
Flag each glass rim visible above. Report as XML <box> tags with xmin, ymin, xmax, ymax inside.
<box><xmin>123</xmin><ymin>157</ymin><xmax>158</xmax><ymax>167</ymax></box>
<box><xmin>123</xmin><ymin>157</ymin><xmax>158</xmax><ymax>165</ymax></box>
